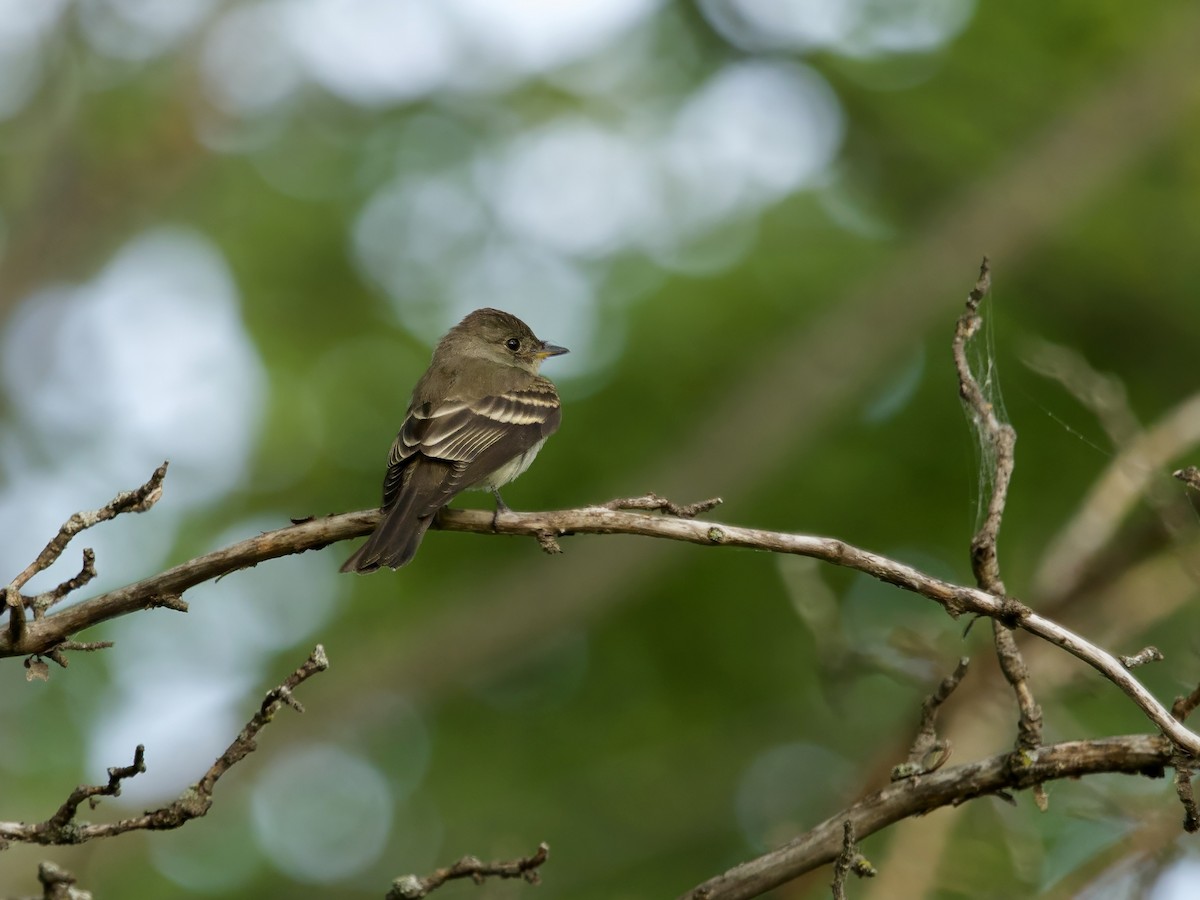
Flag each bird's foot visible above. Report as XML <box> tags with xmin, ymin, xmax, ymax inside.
<box><xmin>491</xmin><ymin>490</ymin><xmax>511</xmax><ymax>531</ymax></box>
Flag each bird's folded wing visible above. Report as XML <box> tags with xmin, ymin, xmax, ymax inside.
<box><xmin>382</xmin><ymin>380</ymin><xmax>561</xmax><ymax>510</ymax></box>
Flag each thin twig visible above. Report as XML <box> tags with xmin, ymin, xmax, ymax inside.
<box><xmin>831</xmin><ymin>821</ymin><xmax>852</xmax><ymax>900</ymax></box>
<box><xmin>1172</xmin><ymin>684</ymin><xmax>1200</xmax><ymax>722</ymax></box>
<box><xmin>1173</xmin><ymin>755</ymin><xmax>1200</xmax><ymax>833</ymax></box>
<box><xmin>31</xmin><ymin>549</ymin><xmax>97</xmax><ymax>618</ymax></box>
<box><xmin>45</xmin><ymin>745</ymin><xmax>146</xmax><ymax>833</ymax></box>
<box><xmin>387</xmin><ymin>842</ymin><xmax>549</xmax><ymax>899</ymax></box>
<box><xmin>892</xmin><ymin>658</ymin><xmax>969</xmax><ymax>780</ymax></box>
<box><xmin>6</xmin><ymin>463</ymin><xmax>167</xmax><ymax>598</ymax></box>
<box><xmin>1121</xmin><ymin>646</ymin><xmax>1164</xmax><ymax>669</ymax></box>
<box><xmin>0</xmin><ymin>645</ymin><xmax>328</xmax><ymax>846</ymax></box>
<box><xmin>1175</xmin><ymin>466</ymin><xmax>1200</xmax><ymax>492</ymax></box>
<box><xmin>830</xmin><ymin>820</ymin><xmax>874</xmax><ymax>900</ymax></box>
<box><xmin>604</xmin><ymin>494</ymin><xmax>723</xmax><ymax>518</ymax></box>
<box><xmin>3</xmin><ymin>463</ymin><xmax>168</xmax><ymax>647</ymax></box>
<box><xmin>0</xmin><ymin>861</ymin><xmax>94</xmax><ymax>900</ymax></box>
<box><xmin>34</xmin><ymin>640</ymin><xmax>115</xmax><ymax>674</ymax></box>
<box><xmin>55</xmin><ymin>641</ymin><xmax>113</xmax><ymax>654</ymax></box>
<box><xmin>952</xmin><ymin>259</ymin><xmax>1046</xmax><ymax>808</ymax></box>
<box><xmin>36</xmin><ymin>861</ymin><xmax>90</xmax><ymax>900</ymax></box>
<box><xmin>952</xmin><ymin>258</ymin><xmax>1009</xmax><ymax>591</ymax></box>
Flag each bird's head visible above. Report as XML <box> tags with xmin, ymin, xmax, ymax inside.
<box><xmin>444</xmin><ymin>308</ymin><xmax>569</xmax><ymax>374</ymax></box>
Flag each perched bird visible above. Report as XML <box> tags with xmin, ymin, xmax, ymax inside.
<box><xmin>341</xmin><ymin>308</ymin><xmax>568</xmax><ymax>572</ymax></box>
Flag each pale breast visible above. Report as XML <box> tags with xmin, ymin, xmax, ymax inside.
<box><xmin>468</xmin><ymin>437</ymin><xmax>549</xmax><ymax>492</ymax></box>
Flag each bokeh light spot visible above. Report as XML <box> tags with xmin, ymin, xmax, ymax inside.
<box><xmin>1</xmin><ymin>227</ymin><xmax>266</xmax><ymax>506</ymax></box>
<box><xmin>202</xmin><ymin>2</ymin><xmax>303</xmax><ymax>115</ymax></box>
<box><xmin>284</xmin><ymin>0</ymin><xmax>454</xmax><ymax>105</ymax></box>
<box><xmin>252</xmin><ymin>744</ymin><xmax>393</xmax><ymax>883</ymax></box>
<box><xmin>77</xmin><ymin>0</ymin><xmax>217</xmax><ymax>62</ymax></box>
<box><xmin>487</xmin><ymin>119</ymin><xmax>657</xmax><ymax>259</ymax></box>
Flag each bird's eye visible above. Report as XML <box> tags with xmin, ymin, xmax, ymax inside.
<box><xmin>505</xmin><ymin>337</ymin><xmax>521</xmax><ymax>352</ymax></box>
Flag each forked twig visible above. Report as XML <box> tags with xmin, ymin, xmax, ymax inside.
<box><xmin>0</xmin><ymin>645</ymin><xmax>328</xmax><ymax>846</ymax></box>
<box><xmin>388</xmin><ymin>842</ymin><xmax>550</xmax><ymax>898</ymax></box>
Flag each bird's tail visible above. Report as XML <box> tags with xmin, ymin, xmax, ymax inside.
<box><xmin>341</xmin><ymin>466</ymin><xmax>446</xmax><ymax>572</ymax></box>
<box><xmin>340</xmin><ymin>507</ymin><xmax>433</xmax><ymax>572</ymax></box>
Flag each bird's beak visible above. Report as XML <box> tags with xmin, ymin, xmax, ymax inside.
<box><xmin>536</xmin><ymin>342</ymin><xmax>569</xmax><ymax>359</ymax></box>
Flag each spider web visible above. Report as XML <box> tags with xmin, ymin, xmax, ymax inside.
<box><xmin>963</xmin><ymin>292</ymin><xmax>1010</xmax><ymax>534</ymax></box>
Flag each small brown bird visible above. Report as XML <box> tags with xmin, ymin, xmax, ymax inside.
<box><xmin>341</xmin><ymin>308</ymin><xmax>568</xmax><ymax>572</ymax></box>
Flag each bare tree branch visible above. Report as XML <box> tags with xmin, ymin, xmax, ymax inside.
<box><xmin>4</xmin><ymin>502</ymin><xmax>1199</xmax><ymax>755</ymax></box>
<box><xmin>677</xmin><ymin>735</ymin><xmax>1171</xmax><ymax>900</ymax></box>
<box><xmin>387</xmin><ymin>842</ymin><xmax>549</xmax><ymax>899</ymax></box>
<box><xmin>0</xmin><ymin>645</ymin><xmax>328</xmax><ymax>846</ymax></box>
<box><xmin>952</xmin><ymin>258</ymin><xmax>1046</xmax><ymax>808</ymax></box>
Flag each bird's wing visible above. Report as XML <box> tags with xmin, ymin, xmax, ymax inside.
<box><xmin>381</xmin><ymin>377</ymin><xmax>561</xmax><ymax>513</ymax></box>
